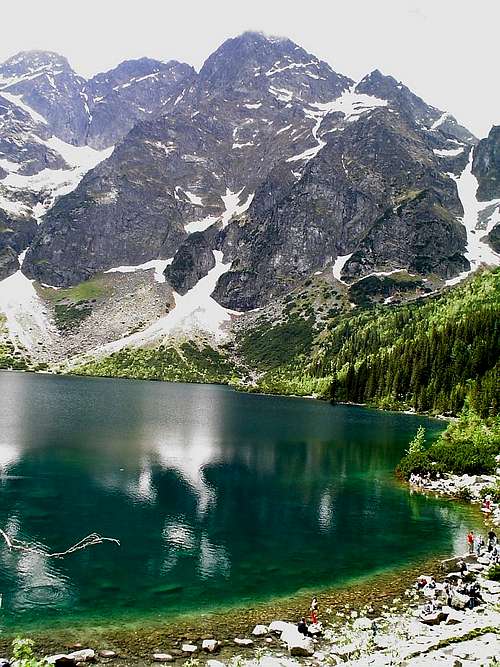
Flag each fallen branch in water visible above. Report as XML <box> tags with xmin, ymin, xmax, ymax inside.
<box><xmin>0</xmin><ymin>529</ymin><xmax>120</xmax><ymax>558</ymax></box>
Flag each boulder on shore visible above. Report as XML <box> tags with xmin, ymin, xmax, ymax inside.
<box><xmin>288</xmin><ymin>637</ymin><xmax>315</xmax><ymax>657</ymax></box>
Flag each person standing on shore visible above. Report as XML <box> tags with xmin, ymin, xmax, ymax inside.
<box><xmin>467</xmin><ymin>530</ymin><xmax>474</xmax><ymax>554</ymax></box>
<box><xmin>487</xmin><ymin>529</ymin><xmax>497</xmax><ymax>551</ymax></box>
<box><xmin>310</xmin><ymin>596</ymin><xmax>319</xmax><ymax>624</ymax></box>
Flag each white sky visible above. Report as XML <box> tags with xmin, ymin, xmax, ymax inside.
<box><xmin>1</xmin><ymin>0</ymin><xmax>498</xmax><ymax>138</ymax></box>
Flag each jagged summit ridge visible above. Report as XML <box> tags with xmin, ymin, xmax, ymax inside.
<box><xmin>0</xmin><ymin>30</ymin><xmax>497</xmax><ymax>359</ymax></box>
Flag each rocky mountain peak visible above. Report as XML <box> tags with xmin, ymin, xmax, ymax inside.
<box><xmin>0</xmin><ymin>50</ymin><xmax>74</xmax><ymax>77</ymax></box>
<box><xmin>355</xmin><ymin>69</ymin><xmax>476</xmax><ymax>145</ymax></box>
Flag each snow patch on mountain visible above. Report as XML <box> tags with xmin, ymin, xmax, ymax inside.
<box><xmin>265</xmin><ymin>60</ymin><xmax>318</xmax><ymax>77</ymax></box>
<box><xmin>183</xmin><ymin>190</ymin><xmax>204</xmax><ymax>206</ymax></box>
<box><xmin>185</xmin><ymin>215</ymin><xmax>220</xmax><ymax>234</ymax></box>
<box><xmin>430</xmin><ymin>112</ymin><xmax>452</xmax><ymax>131</ymax></box>
<box><xmin>269</xmin><ymin>86</ymin><xmax>294</xmax><ymax>103</ymax></box>
<box><xmin>446</xmin><ymin>153</ymin><xmax>500</xmax><ymax>286</ymax></box>
<box><xmin>0</xmin><ymin>193</ymin><xmax>30</xmax><ymax>216</ymax></box>
<box><xmin>0</xmin><ymin>158</ymin><xmax>21</xmax><ymax>173</ymax></box>
<box><xmin>0</xmin><ymin>91</ymin><xmax>48</xmax><ymax>125</ymax></box>
<box><xmin>1</xmin><ymin>138</ymin><xmax>113</xmax><ymax>218</ymax></box>
<box><xmin>221</xmin><ymin>189</ymin><xmax>254</xmax><ymax>227</ymax></box>
<box><xmin>88</xmin><ymin>250</ymin><xmax>238</xmax><ymax>355</ymax></box>
<box><xmin>310</xmin><ymin>88</ymin><xmax>387</xmax><ymax>122</ymax></box>
<box><xmin>433</xmin><ymin>147</ymin><xmax>465</xmax><ymax>157</ymax></box>
<box><xmin>105</xmin><ymin>258</ymin><xmax>173</xmax><ymax>283</ymax></box>
<box><xmin>332</xmin><ymin>253</ymin><xmax>354</xmax><ymax>282</ymax></box>
<box><xmin>0</xmin><ymin>250</ymin><xmax>54</xmax><ymax>350</ymax></box>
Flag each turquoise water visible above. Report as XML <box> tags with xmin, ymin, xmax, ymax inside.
<box><xmin>0</xmin><ymin>371</ymin><xmax>475</xmax><ymax>631</ymax></box>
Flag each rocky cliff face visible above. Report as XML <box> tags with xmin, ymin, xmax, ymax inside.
<box><xmin>83</xmin><ymin>58</ymin><xmax>196</xmax><ymax>149</ymax></box>
<box><xmin>471</xmin><ymin>126</ymin><xmax>500</xmax><ymax>258</ymax></box>
<box><xmin>473</xmin><ymin>125</ymin><xmax>500</xmax><ymax>201</ymax></box>
<box><xmin>0</xmin><ymin>50</ymin><xmax>194</xmax><ymax>249</ymax></box>
<box><xmin>210</xmin><ymin>106</ymin><xmax>468</xmax><ymax>309</ymax></box>
<box><xmin>23</xmin><ymin>32</ymin><xmax>355</xmax><ymax>285</ymax></box>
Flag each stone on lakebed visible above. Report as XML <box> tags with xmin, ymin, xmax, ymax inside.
<box><xmin>233</xmin><ymin>638</ymin><xmax>254</xmax><ymax>647</ymax></box>
<box><xmin>201</xmin><ymin>640</ymin><xmax>220</xmax><ymax>654</ymax></box>
<box><xmin>152</xmin><ymin>654</ymin><xmax>173</xmax><ymax>663</ymax></box>
<box><xmin>181</xmin><ymin>644</ymin><xmax>198</xmax><ymax>654</ymax></box>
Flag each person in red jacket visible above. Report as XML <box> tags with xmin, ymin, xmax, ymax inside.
<box><xmin>310</xmin><ymin>596</ymin><xmax>318</xmax><ymax>624</ymax></box>
<box><xmin>467</xmin><ymin>530</ymin><xmax>474</xmax><ymax>554</ymax></box>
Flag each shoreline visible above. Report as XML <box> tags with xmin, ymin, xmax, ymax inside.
<box><xmin>0</xmin><ymin>369</ymin><xmax>453</xmax><ymax>424</ymax></box>
<box><xmin>0</xmin><ymin>546</ymin><xmax>485</xmax><ymax>664</ymax></box>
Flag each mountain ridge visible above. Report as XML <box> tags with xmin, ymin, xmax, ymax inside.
<box><xmin>0</xmin><ymin>31</ymin><xmax>498</xmax><ymax>371</ymax></box>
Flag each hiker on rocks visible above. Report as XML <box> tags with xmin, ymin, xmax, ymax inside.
<box><xmin>457</xmin><ymin>559</ymin><xmax>467</xmax><ymax>576</ymax></box>
<box><xmin>490</xmin><ymin>543</ymin><xmax>499</xmax><ymax>564</ymax></box>
<box><xmin>475</xmin><ymin>534</ymin><xmax>484</xmax><ymax>556</ymax></box>
<box><xmin>466</xmin><ymin>582</ymin><xmax>483</xmax><ymax>609</ymax></box>
<box><xmin>487</xmin><ymin>529</ymin><xmax>497</xmax><ymax>551</ymax></box>
<box><xmin>482</xmin><ymin>495</ymin><xmax>492</xmax><ymax>512</ymax></box>
<box><xmin>297</xmin><ymin>617</ymin><xmax>309</xmax><ymax>637</ymax></box>
<box><xmin>443</xmin><ymin>581</ymin><xmax>453</xmax><ymax>606</ymax></box>
<box><xmin>310</xmin><ymin>596</ymin><xmax>319</xmax><ymax>624</ymax></box>
<box><xmin>466</xmin><ymin>530</ymin><xmax>474</xmax><ymax>554</ymax></box>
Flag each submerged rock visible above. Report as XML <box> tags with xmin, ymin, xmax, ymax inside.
<box><xmin>152</xmin><ymin>654</ymin><xmax>173</xmax><ymax>663</ymax></box>
<box><xmin>181</xmin><ymin>644</ymin><xmax>198</xmax><ymax>654</ymax></box>
<box><xmin>233</xmin><ymin>638</ymin><xmax>254</xmax><ymax>647</ymax></box>
<box><xmin>201</xmin><ymin>639</ymin><xmax>220</xmax><ymax>654</ymax></box>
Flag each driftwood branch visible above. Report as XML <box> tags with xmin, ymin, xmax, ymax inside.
<box><xmin>0</xmin><ymin>529</ymin><xmax>120</xmax><ymax>558</ymax></box>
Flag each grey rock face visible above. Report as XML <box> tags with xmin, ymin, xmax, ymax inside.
<box><xmin>164</xmin><ymin>232</ymin><xmax>215</xmax><ymax>294</ymax></box>
<box><xmin>1</xmin><ymin>33</ymin><xmax>484</xmax><ymax>314</ymax></box>
<box><xmin>24</xmin><ymin>32</ymin><xmax>353</xmax><ymax>286</ymax></box>
<box><xmin>0</xmin><ymin>50</ymin><xmax>88</xmax><ymax>145</ymax></box>
<box><xmin>83</xmin><ymin>58</ymin><xmax>196</xmax><ymax>149</ymax></box>
<box><xmin>0</xmin><ymin>50</ymin><xmax>194</xmax><ymax>223</ymax></box>
<box><xmin>0</xmin><ymin>245</ymin><xmax>19</xmax><ymax>279</ymax></box>
<box><xmin>355</xmin><ymin>70</ymin><xmax>476</xmax><ymax>145</ymax></box>
<box><xmin>487</xmin><ymin>223</ymin><xmax>500</xmax><ymax>253</ymax></box>
<box><xmin>342</xmin><ymin>190</ymin><xmax>469</xmax><ymax>281</ymax></box>
<box><xmin>212</xmin><ymin>108</ymin><xmax>467</xmax><ymax>309</ymax></box>
<box><xmin>0</xmin><ymin>210</ymin><xmax>36</xmax><ymax>278</ymax></box>
<box><xmin>473</xmin><ymin>125</ymin><xmax>500</xmax><ymax>201</ymax></box>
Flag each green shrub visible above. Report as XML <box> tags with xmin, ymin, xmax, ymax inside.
<box><xmin>486</xmin><ymin>564</ymin><xmax>500</xmax><ymax>581</ymax></box>
<box><xmin>11</xmin><ymin>637</ymin><xmax>46</xmax><ymax>667</ymax></box>
<box><xmin>481</xmin><ymin>482</ymin><xmax>500</xmax><ymax>503</ymax></box>
<box><xmin>396</xmin><ymin>408</ymin><xmax>500</xmax><ymax>479</ymax></box>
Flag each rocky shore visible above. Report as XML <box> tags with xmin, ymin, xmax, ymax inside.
<box><xmin>1</xmin><ymin>546</ymin><xmax>498</xmax><ymax>667</ymax></box>
<box><xmin>408</xmin><ymin>469</ymin><xmax>500</xmax><ymax>528</ymax></box>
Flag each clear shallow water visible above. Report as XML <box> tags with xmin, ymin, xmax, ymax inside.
<box><xmin>0</xmin><ymin>371</ymin><xmax>476</xmax><ymax>631</ymax></box>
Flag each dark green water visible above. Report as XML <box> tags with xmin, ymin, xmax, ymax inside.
<box><xmin>0</xmin><ymin>371</ymin><xmax>476</xmax><ymax>632</ymax></box>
